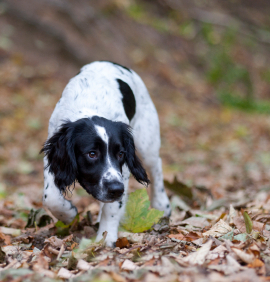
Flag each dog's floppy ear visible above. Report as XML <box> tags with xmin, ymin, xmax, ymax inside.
<box><xmin>40</xmin><ymin>121</ymin><xmax>77</xmax><ymax>193</ymax></box>
<box><xmin>121</xmin><ymin>124</ymin><xmax>150</xmax><ymax>186</ymax></box>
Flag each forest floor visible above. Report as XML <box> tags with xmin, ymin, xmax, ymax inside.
<box><xmin>1</xmin><ymin>0</ymin><xmax>270</xmax><ymax>281</ymax></box>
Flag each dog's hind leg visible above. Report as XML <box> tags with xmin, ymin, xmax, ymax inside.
<box><xmin>43</xmin><ymin>158</ymin><xmax>77</xmax><ymax>224</ymax></box>
<box><xmin>132</xmin><ymin>105</ymin><xmax>171</xmax><ymax>217</ymax></box>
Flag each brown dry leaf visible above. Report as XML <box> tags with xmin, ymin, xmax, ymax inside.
<box><xmin>118</xmin><ymin>232</ymin><xmax>144</xmax><ymax>243</ymax></box>
<box><xmin>184</xmin><ymin>231</ymin><xmax>202</xmax><ymax>241</ymax></box>
<box><xmin>110</xmin><ymin>272</ymin><xmax>127</xmax><ymax>282</ymax></box>
<box><xmin>182</xmin><ymin>239</ymin><xmax>213</xmax><ymax>265</ymax></box>
<box><xmin>168</xmin><ymin>233</ymin><xmax>185</xmax><ymax>241</ymax></box>
<box><xmin>181</xmin><ymin>217</ymin><xmax>210</xmax><ymax>228</ymax></box>
<box><xmin>234</xmin><ymin>216</ymin><xmax>249</xmax><ymax>233</ymax></box>
<box><xmin>77</xmin><ymin>259</ymin><xmax>93</xmax><ymax>271</ymax></box>
<box><xmin>121</xmin><ymin>259</ymin><xmax>138</xmax><ymax>271</ymax></box>
<box><xmin>0</xmin><ymin>233</ymin><xmax>11</xmax><ymax>245</ymax></box>
<box><xmin>208</xmin><ymin>254</ymin><xmax>242</xmax><ymax>275</ymax></box>
<box><xmin>234</xmin><ymin>216</ymin><xmax>266</xmax><ymax>234</ymax></box>
<box><xmin>203</xmin><ymin>219</ymin><xmax>232</xmax><ymax>238</ymax></box>
<box><xmin>0</xmin><ymin>227</ymin><xmax>21</xmax><ymax>236</ymax></box>
<box><xmin>116</xmin><ymin>237</ymin><xmax>130</xmax><ymax>249</ymax></box>
<box><xmin>2</xmin><ymin>245</ymin><xmax>19</xmax><ymax>256</ymax></box>
<box><xmin>32</xmin><ymin>254</ymin><xmax>50</xmax><ymax>271</ymax></box>
<box><xmin>249</xmin><ymin>243</ymin><xmax>260</xmax><ymax>257</ymax></box>
<box><xmin>206</xmin><ymin>245</ymin><xmax>228</xmax><ymax>260</ymax></box>
<box><xmin>232</xmin><ymin>247</ymin><xmax>255</xmax><ymax>264</ymax></box>
<box><xmin>44</xmin><ymin>236</ymin><xmax>63</xmax><ymax>248</ymax></box>
<box><xmin>63</xmin><ymin>234</ymin><xmax>74</xmax><ymax>244</ymax></box>
<box><xmin>248</xmin><ymin>258</ymin><xmax>264</xmax><ymax>268</ymax></box>
<box><xmin>57</xmin><ymin>267</ymin><xmax>75</xmax><ymax>279</ymax></box>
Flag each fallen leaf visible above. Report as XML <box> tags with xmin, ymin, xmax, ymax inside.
<box><xmin>44</xmin><ymin>236</ymin><xmax>63</xmax><ymax>249</ymax></box>
<box><xmin>182</xmin><ymin>239</ymin><xmax>213</xmax><ymax>265</ymax></box>
<box><xmin>203</xmin><ymin>219</ymin><xmax>232</xmax><ymax>238</ymax></box>
<box><xmin>54</xmin><ymin>214</ymin><xmax>79</xmax><ymax>236</ymax></box>
<box><xmin>243</xmin><ymin>211</ymin><xmax>253</xmax><ymax>234</ymax></box>
<box><xmin>208</xmin><ymin>254</ymin><xmax>241</xmax><ymax>275</ymax></box>
<box><xmin>206</xmin><ymin>245</ymin><xmax>227</xmax><ymax>260</ymax></box>
<box><xmin>118</xmin><ymin>232</ymin><xmax>144</xmax><ymax>243</ymax></box>
<box><xmin>164</xmin><ymin>176</ymin><xmax>193</xmax><ymax>200</ymax></box>
<box><xmin>57</xmin><ymin>267</ymin><xmax>75</xmax><ymax>278</ymax></box>
<box><xmin>247</xmin><ymin>258</ymin><xmax>264</xmax><ymax>268</ymax></box>
<box><xmin>232</xmin><ymin>247</ymin><xmax>255</xmax><ymax>264</ymax></box>
<box><xmin>121</xmin><ymin>189</ymin><xmax>164</xmax><ymax>233</ymax></box>
<box><xmin>219</xmin><ymin>230</ymin><xmax>234</xmax><ymax>241</ymax></box>
<box><xmin>181</xmin><ymin>216</ymin><xmax>209</xmax><ymax>228</ymax></box>
<box><xmin>77</xmin><ymin>259</ymin><xmax>93</xmax><ymax>271</ymax></box>
<box><xmin>0</xmin><ymin>227</ymin><xmax>21</xmax><ymax>236</ymax></box>
<box><xmin>168</xmin><ymin>233</ymin><xmax>185</xmax><ymax>241</ymax></box>
<box><xmin>121</xmin><ymin>259</ymin><xmax>138</xmax><ymax>271</ymax></box>
<box><xmin>0</xmin><ymin>232</ymin><xmax>11</xmax><ymax>245</ymax></box>
<box><xmin>233</xmin><ymin>233</ymin><xmax>249</xmax><ymax>242</ymax></box>
<box><xmin>184</xmin><ymin>231</ymin><xmax>202</xmax><ymax>241</ymax></box>
<box><xmin>116</xmin><ymin>237</ymin><xmax>130</xmax><ymax>249</ymax></box>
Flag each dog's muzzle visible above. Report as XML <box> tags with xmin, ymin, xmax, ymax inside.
<box><xmin>103</xmin><ymin>180</ymin><xmax>124</xmax><ymax>200</ymax></box>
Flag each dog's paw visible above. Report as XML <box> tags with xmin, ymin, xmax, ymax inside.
<box><xmin>44</xmin><ymin>199</ymin><xmax>78</xmax><ymax>224</ymax></box>
<box><xmin>151</xmin><ymin>196</ymin><xmax>171</xmax><ymax>217</ymax></box>
<box><xmin>96</xmin><ymin>231</ymin><xmax>117</xmax><ymax>248</ymax></box>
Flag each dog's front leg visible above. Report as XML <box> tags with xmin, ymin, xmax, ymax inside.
<box><xmin>96</xmin><ymin>165</ymin><xmax>129</xmax><ymax>247</ymax></box>
<box><xmin>43</xmin><ymin>158</ymin><xmax>78</xmax><ymax>224</ymax></box>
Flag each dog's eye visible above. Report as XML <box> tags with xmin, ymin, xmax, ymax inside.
<box><xmin>118</xmin><ymin>151</ymin><xmax>124</xmax><ymax>159</ymax></box>
<box><xmin>89</xmin><ymin>151</ymin><xmax>98</xmax><ymax>159</ymax></box>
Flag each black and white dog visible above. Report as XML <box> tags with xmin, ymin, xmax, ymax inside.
<box><xmin>41</xmin><ymin>61</ymin><xmax>171</xmax><ymax>246</ymax></box>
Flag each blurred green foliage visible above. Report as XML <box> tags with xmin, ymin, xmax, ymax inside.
<box><xmin>125</xmin><ymin>2</ymin><xmax>270</xmax><ymax>114</ymax></box>
<box><xmin>200</xmin><ymin>23</ymin><xmax>270</xmax><ymax>113</ymax></box>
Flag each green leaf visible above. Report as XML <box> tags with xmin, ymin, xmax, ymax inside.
<box><xmin>219</xmin><ymin>230</ymin><xmax>234</xmax><ymax>241</ymax></box>
<box><xmin>234</xmin><ymin>233</ymin><xmax>249</xmax><ymax>242</ymax></box>
<box><xmin>243</xmin><ymin>211</ymin><xmax>253</xmax><ymax>234</ymax></box>
<box><xmin>121</xmin><ymin>189</ymin><xmax>164</xmax><ymax>233</ymax></box>
<box><xmin>164</xmin><ymin>176</ymin><xmax>193</xmax><ymax>200</ymax></box>
<box><xmin>55</xmin><ymin>214</ymin><xmax>79</xmax><ymax>236</ymax></box>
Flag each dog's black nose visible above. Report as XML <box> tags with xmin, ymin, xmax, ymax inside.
<box><xmin>105</xmin><ymin>181</ymin><xmax>124</xmax><ymax>198</ymax></box>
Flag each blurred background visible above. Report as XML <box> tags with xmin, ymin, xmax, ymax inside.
<box><xmin>1</xmin><ymin>0</ymin><xmax>270</xmax><ymax>213</ymax></box>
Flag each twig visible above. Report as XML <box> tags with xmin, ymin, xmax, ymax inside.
<box><xmin>57</xmin><ymin>244</ymin><xmax>65</xmax><ymax>260</ymax></box>
<box><xmin>47</xmin><ymin>246</ymin><xmax>60</xmax><ymax>255</ymax></box>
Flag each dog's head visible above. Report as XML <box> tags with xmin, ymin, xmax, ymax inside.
<box><xmin>41</xmin><ymin>116</ymin><xmax>150</xmax><ymax>202</ymax></box>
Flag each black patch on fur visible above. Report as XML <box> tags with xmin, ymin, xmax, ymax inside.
<box><xmin>117</xmin><ymin>79</ymin><xmax>136</xmax><ymax>121</ymax></box>
<box><xmin>100</xmin><ymin>60</ymin><xmax>132</xmax><ymax>73</ymax></box>
<box><xmin>121</xmin><ymin>123</ymin><xmax>150</xmax><ymax>186</ymax></box>
<box><xmin>119</xmin><ymin>201</ymin><xmax>123</xmax><ymax>209</ymax></box>
<box><xmin>40</xmin><ymin>120</ymin><xmax>78</xmax><ymax>193</ymax></box>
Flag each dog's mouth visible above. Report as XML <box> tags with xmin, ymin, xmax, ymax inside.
<box><xmin>81</xmin><ymin>183</ymin><xmax>124</xmax><ymax>203</ymax></box>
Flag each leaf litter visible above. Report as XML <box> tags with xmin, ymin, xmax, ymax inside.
<box><xmin>0</xmin><ymin>183</ymin><xmax>269</xmax><ymax>282</ymax></box>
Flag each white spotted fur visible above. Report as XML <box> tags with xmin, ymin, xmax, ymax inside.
<box><xmin>43</xmin><ymin>61</ymin><xmax>171</xmax><ymax>247</ymax></box>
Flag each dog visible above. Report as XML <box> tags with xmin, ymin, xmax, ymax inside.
<box><xmin>41</xmin><ymin>61</ymin><xmax>171</xmax><ymax>246</ymax></box>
